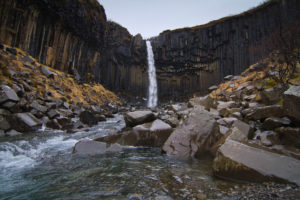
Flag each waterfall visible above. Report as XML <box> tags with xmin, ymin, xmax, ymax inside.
<box><xmin>146</xmin><ymin>40</ymin><xmax>158</xmax><ymax>108</ymax></box>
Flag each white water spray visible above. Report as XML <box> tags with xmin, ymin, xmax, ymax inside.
<box><xmin>146</xmin><ymin>40</ymin><xmax>158</xmax><ymax>108</ymax></box>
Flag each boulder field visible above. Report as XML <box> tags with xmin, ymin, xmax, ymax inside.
<box><xmin>95</xmin><ymin>61</ymin><xmax>300</xmax><ymax>186</ymax></box>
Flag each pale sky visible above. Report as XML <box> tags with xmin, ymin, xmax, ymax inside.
<box><xmin>98</xmin><ymin>0</ymin><xmax>265</xmax><ymax>39</ymax></box>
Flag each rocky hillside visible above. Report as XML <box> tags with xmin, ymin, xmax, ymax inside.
<box><xmin>151</xmin><ymin>0</ymin><xmax>300</xmax><ymax>101</ymax></box>
<box><xmin>0</xmin><ymin>43</ymin><xmax>122</xmax><ymax>136</ymax></box>
<box><xmin>0</xmin><ymin>0</ymin><xmax>148</xmax><ymax>100</ymax></box>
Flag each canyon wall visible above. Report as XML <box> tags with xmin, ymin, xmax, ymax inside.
<box><xmin>0</xmin><ymin>0</ymin><xmax>148</xmax><ymax>99</ymax></box>
<box><xmin>151</xmin><ymin>0</ymin><xmax>300</xmax><ymax>101</ymax></box>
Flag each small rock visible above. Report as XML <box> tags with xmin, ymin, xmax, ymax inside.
<box><xmin>224</xmin><ymin>75</ymin><xmax>233</xmax><ymax>81</ymax></box>
<box><xmin>208</xmin><ymin>85</ymin><xmax>218</xmax><ymax>92</ymax></box>
<box><xmin>47</xmin><ymin>109</ymin><xmax>60</xmax><ymax>119</ymax></box>
<box><xmin>73</xmin><ymin>140</ymin><xmax>122</xmax><ymax>155</ymax></box>
<box><xmin>124</xmin><ymin>110</ymin><xmax>155</xmax><ymax>127</ymax></box>
<box><xmin>40</xmin><ymin>66</ymin><xmax>55</xmax><ymax>78</ymax></box>
<box><xmin>262</xmin><ymin>117</ymin><xmax>291</xmax><ymax>130</ymax></box>
<box><xmin>6</xmin><ymin>129</ymin><xmax>22</xmax><ymax>137</ymax></box>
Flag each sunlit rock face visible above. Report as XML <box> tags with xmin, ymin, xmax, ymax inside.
<box><xmin>151</xmin><ymin>0</ymin><xmax>300</xmax><ymax>101</ymax></box>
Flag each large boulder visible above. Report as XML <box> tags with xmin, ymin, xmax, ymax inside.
<box><xmin>7</xmin><ymin>113</ymin><xmax>42</xmax><ymax>132</ymax></box>
<box><xmin>79</xmin><ymin>111</ymin><xmax>98</xmax><ymax>126</ymax></box>
<box><xmin>283</xmin><ymin>85</ymin><xmax>300</xmax><ymax>122</ymax></box>
<box><xmin>188</xmin><ymin>95</ymin><xmax>214</xmax><ymax>110</ymax></box>
<box><xmin>73</xmin><ymin>140</ymin><xmax>122</xmax><ymax>156</ymax></box>
<box><xmin>0</xmin><ymin>85</ymin><xmax>19</xmax><ymax>104</ymax></box>
<box><xmin>131</xmin><ymin>119</ymin><xmax>173</xmax><ymax>147</ymax></box>
<box><xmin>124</xmin><ymin>110</ymin><xmax>155</xmax><ymax>127</ymax></box>
<box><xmin>213</xmin><ymin>139</ymin><xmax>300</xmax><ymax>186</ymax></box>
<box><xmin>244</xmin><ymin>105</ymin><xmax>284</xmax><ymax>120</ymax></box>
<box><xmin>162</xmin><ymin>108</ymin><xmax>219</xmax><ymax>159</ymax></box>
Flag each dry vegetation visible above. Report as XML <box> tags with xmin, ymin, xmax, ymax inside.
<box><xmin>0</xmin><ymin>44</ymin><xmax>121</xmax><ymax>106</ymax></box>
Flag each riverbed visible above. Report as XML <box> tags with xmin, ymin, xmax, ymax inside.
<box><xmin>0</xmin><ymin>115</ymin><xmax>298</xmax><ymax>200</ymax></box>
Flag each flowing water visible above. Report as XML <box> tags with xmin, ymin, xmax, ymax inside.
<box><xmin>0</xmin><ymin>115</ymin><xmax>295</xmax><ymax>200</ymax></box>
<box><xmin>146</xmin><ymin>41</ymin><xmax>158</xmax><ymax>108</ymax></box>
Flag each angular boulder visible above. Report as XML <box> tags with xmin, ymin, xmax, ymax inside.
<box><xmin>7</xmin><ymin>113</ymin><xmax>42</xmax><ymax>132</ymax></box>
<box><xmin>73</xmin><ymin>140</ymin><xmax>122</xmax><ymax>156</ymax></box>
<box><xmin>131</xmin><ymin>119</ymin><xmax>173</xmax><ymax>147</ymax></box>
<box><xmin>162</xmin><ymin>108</ymin><xmax>219</xmax><ymax>158</ymax></box>
<box><xmin>283</xmin><ymin>85</ymin><xmax>300</xmax><ymax>122</ymax></box>
<box><xmin>213</xmin><ymin>139</ymin><xmax>300</xmax><ymax>186</ymax></box>
<box><xmin>124</xmin><ymin>110</ymin><xmax>155</xmax><ymax>127</ymax></box>
<box><xmin>245</xmin><ymin>105</ymin><xmax>284</xmax><ymax>120</ymax></box>
<box><xmin>0</xmin><ymin>85</ymin><xmax>19</xmax><ymax>104</ymax></box>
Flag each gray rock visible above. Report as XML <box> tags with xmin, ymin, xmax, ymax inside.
<box><xmin>0</xmin><ymin>116</ymin><xmax>11</xmax><ymax>131</ymax></box>
<box><xmin>124</xmin><ymin>110</ymin><xmax>155</xmax><ymax>127</ymax></box>
<box><xmin>7</xmin><ymin>113</ymin><xmax>42</xmax><ymax>132</ymax></box>
<box><xmin>79</xmin><ymin>111</ymin><xmax>98</xmax><ymax>126</ymax></box>
<box><xmin>163</xmin><ymin>108</ymin><xmax>219</xmax><ymax>158</ymax></box>
<box><xmin>47</xmin><ymin>109</ymin><xmax>60</xmax><ymax>119</ymax></box>
<box><xmin>224</xmin><ymin>75</ymin><xmax>233</xmax><ymax>80</ymax></box>
<box><xmin>283</xmin><ymin>85</ymin><xmax>300</xmax><ymax>122</ymax></box>
<box><xmin>131</xmin><ymin>119</ymin><xmax>173</xmax><ymax>147</ymax></box>
<box><xmin>213</xmin><ymin>139</ymin><xmax>300</xmax><ymax>186</ymax></box>
<box><xmin>0</xmin><ymin>85</ymin><xmax>20</xmax><ymax>104</ymax></box>
<box><xmin>217</xmin><ymin>117</ymin><xmax>238</xmax><ymax>127</ymax></box>
<box><xmin>46</xmin><ymin>119</ymin><xmax>61</xmax><ymax>130</ymax></box>
<box><xmin>0</xmin><ymin>130</ymin><xmax>5</xmax><ymax>137</ymax></box>
<box><xmin>245</xmin><ymin>105</ymin><xmax>284</xmax><ymax>120</ymax></box>
<box><xmin>262</xmin><ymin>117</ymin><xmax>291</xmax><ymax>130</ymax></box>
<box><xmin>261</xmin><ymin>87</ymin><xmax>283</xmax><ymax>105</ymax></box>
<box><xmin>219</xmin><ymin>125</ymin><xmax>229</xmax><ymax>135</ymax></box>
<box><xmin>73</xmin><ymin>140</ymin><xmax>122</xmax><ymax>155</ymax></box>
<box><xmin>22</xmin><ymin>56</ymin><xmax>34</xmax><ymax>64</ymax></box>
<box><xmin>208</xmin><ymin>85</ymin><xmax>218</xmax><ymax>92</ymax></box>
<box><xmin>40</xmin><ymin>66</ymin><xmax>55</xmax><ymax>78</ymax></box>
<box><xmin>30</xmin><ymin>101</ymin><xmax>48</xmax><ymax>113</ymax></box>
<box><xmin>6</xmin><ymin>129</ymin><xmax>22</xmax><ymax>137</ymax></box>
<box><xmin>275</xmin><ymin>127</ymin><xmax>300</xmax><ymax>147</ymax></box>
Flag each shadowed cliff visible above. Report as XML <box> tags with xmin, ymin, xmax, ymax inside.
<box><xmin>151</xmin><ymin>0</ymin><xmax>300</xmax><ymax>101</ymax></box>
<box><xmin>0</xmin><ymin>0</ymin><xmax>148</xmax><ymax>99</ymax></box>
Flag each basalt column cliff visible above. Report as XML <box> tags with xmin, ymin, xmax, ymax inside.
<box><xmin>151</xmin><ymin>0</ymin><xmax>300</xmax><ymax>101</ymax></box>
<box><xmin>0</xmin><ymin>0</ymin><xmax>148</xmax><ymax>98</ymax></box>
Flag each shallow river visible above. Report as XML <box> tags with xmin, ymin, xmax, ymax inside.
<box><xmin>0</xmin><ymin>115</ymin><xmax>297</xmax><ymax>200</ymax></box>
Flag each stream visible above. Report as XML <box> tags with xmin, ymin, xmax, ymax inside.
<box><xmin>0</xmin><ymin>115</ymin><xmax>297</xmax><ymax>200</ymax></box>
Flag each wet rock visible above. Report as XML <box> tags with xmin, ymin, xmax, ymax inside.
<box><xmin>124</xmin><ymin>110</ymin><xmax>155</xmax><ymax>127</ymax></box>
<box><xmin>73</xmin><ymin>140</ymin><xmax>122</xmax><ymax>155</ymax></box>
<box><xmin>0</xmin><ymin>130</ymin><xmax>4</xmax><ymax>137</ymax></box>
<box><xmin>7</xmin><ymin>113</ymin><xmax>42</xmax><ymax>132</ymax></box>
<box><xmin>40</xmin><ymin>66</ymin><xmax>55</xmax><ymax>78</ymax></box>
<box><xmin>79</xmin><ymin>111</ymin><xmax>98</xmax><ymax>126</ymax></box>
<box><xmin>95</xmin><ymin>114</ymin><xmax>106</xmax><ymax>122</ymax></box>
<box><xmin>0</xmin><ymin>85</ymin><xmax>20</xmax><ymax>104</ymax></box>
<box><xmin>131</xmin><ymin>119</ymin><xmax>173</xmax><ymax>147</ymax></box>
<box><xmin>213</xmin><ymin>139</ymin><xmax>300</xmax><ymax>185</ymax></box>
<box><xmin>262</xmin><ymin>117</ymin><xmax>291</xmax><ymax>130</ymax></box>
<box><xmin>46</xmin><ymin>119</ymin><xmax>61</xmax><ymax>129</ymax></box>
<box><xmin>6</xmin><ymin>129</ymin><xmax>22</xmax><ymax>137</ymax></box>
<box><xmin>244</xmin><ymin>105</ymin><xmax>284</xmax><ymax>121</ymax></box>
<box><xmin>0</xmin><ymin>115</ymin><xmax>10</xmax><ymax>131</ymax></box>
<box><xmin>163</xmin><ymin>108</ymin><xmax>219</xmax><ymax>158</ymax></box>
<box><xmin>283</xmin><ymin>85</ymin><xmax>300</xmax><ymax>122</ymax></box>
<box><xmin>276</xmin><ymin>127</ymin><xmax>300</xmax><ymax>147</ymax></box>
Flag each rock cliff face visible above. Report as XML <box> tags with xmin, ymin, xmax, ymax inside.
<box><xmin>151</xmin><ymin>0</ymin><xmax>300</xmax><ymax>101</ymax></box>
<box><xmin>0</xmin><ymin>0</ymin><xmax>148</xmax><ymax>98</ymax></box>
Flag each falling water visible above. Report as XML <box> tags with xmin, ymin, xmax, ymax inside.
<box><xmin>146</xmin><ymin>40</ymin><xmax>158</xmax><ymax>108</ymax></box>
